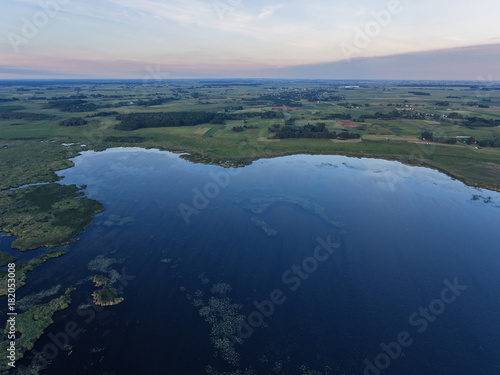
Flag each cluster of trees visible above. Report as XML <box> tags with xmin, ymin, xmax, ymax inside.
<box><xmin>477</xmin><ymin>138</ymin><xmax>500</xmax><ymax>147</ymax></box>
<box><xmin>134</xmin><ymin>96</ymin><xmax>178</xmax><ymax>106</ymax></box>
<box><xmin>447</xmin><ymin>112</ymin><xmax>463</xmax><ymax>119</ymax></box>
<box><xmin>232</xmin><ymin>125</ymin><xmax>258</xmax><ymax>132</ymax></box>
<box><xmin>448</xmin><ymin>113</ymin><xmax>500</xmax><ymax>127</ymax></box>
<box><xmin>0</xmin><ymin>112</ymin><xmax>52</xmax><ymax>121</ymax></box>
<box><xmin>320</xmin><ymin>113</ymin><xmax>351</xmax><ymax>120</ymax></box>
<box><xmin>359</xmin><ymin>110</ymin><xmax>436</xmax><ymax>121</ymax></box>
<box><xmin>464</xmin><ymin>117</ymin><xmax>500</xmax><ymax>128</ymax></box>
<box><xmin>59</xmin><ymin>117</ymin><xmax>88</xmax><ymax>127</ymax></box>
<box><xmin>115</xmin><ymin>112</ymin><xmax>224</xmax><ymax>130</ymax></box>
<box><xmin>408</xmin><ymin>91</ymin><xmax>431</xmax><ymax>96</ymax></box>
<box><xmin>87</xmin><ymin>111</ymin><xmax>119</xmax><ymax>118</ymax></box>
<box><xmin>0</xmin><ymin>98</ymin><xmax>19</xmax><ymax>103</ymax></box>
<box><xmin>269</xmin><ymin>123</ymin><xmax>360</xmax><ymax>140</ymax></box>
<box><xmin>421</xmin><ymin>131</ymin><xmax>458</xmax><ymax>144</ymax></box>
<box><xmin>48</xmin><ymin>95</ymin><xmax>88</xmax><ymax>100</ymax></box>
<box><xmin>261</xmin><ymin>111</ymin><xmax>285</xmax><ymax>119</ymax></box>
<box><xmin>337</xmin><ymin>102</ymin><xmax>367</xmax><ymax>108</ymax></box>
<box><xmin>435</xmin><ymin>101</ymin><xmax>450</xmax><ymax>107</ymax></box>
<box><xmin>463</xmin><ymin>102</ymin><xmax>489</xmax><ymax>108</ymax></box>
<box><xmin>45</xmin><ymin>99</ymin><xmax>133</xmax><ymax>112</ymax></box>
<box><xmin>45</xmin><ymin>99</ymin><xmax>99</xmax><ymax>112</ymax></box>
<box><xmin>421</xmin><ymin>131</ymin><xmax>500</xmax><ymax>147</ymax></box>
<box><xmin>325</xmin><ymin>95</ymin><xmax>346</xmax><ymax>101</ymax></box>
<box><xmin>224</xmin><ymin>112</ymin><xmax>260</xmax><ymax>121</ymax></box>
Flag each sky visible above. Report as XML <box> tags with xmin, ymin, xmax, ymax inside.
<box><xmin>0</xmin><ymin>0</ymin><xmax>499</xmax><ymax>79</ymax></box>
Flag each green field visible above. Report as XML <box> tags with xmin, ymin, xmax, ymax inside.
<box><xmin>0</xmin><ymin>79</ymin><xmax>499</xmax><ymax>370</ymax></box>
<box><xmin>1</xmin><ymin>80</ymin><xmax>499</xmax><ymax>191</ymax></box>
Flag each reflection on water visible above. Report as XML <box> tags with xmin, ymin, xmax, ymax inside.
<box><xmin>4</xmin><ymin>148</ymin><xmax>499</xmax><ymax>375</ymax></box>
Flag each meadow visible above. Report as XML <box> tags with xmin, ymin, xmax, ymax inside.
<box><xmin>1</xmin><ymin>79</ymin><xmax>500</xmax><ymax>190</ymax></box>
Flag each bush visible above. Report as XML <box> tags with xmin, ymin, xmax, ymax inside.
<box><xmin>59</xmin><ymin>117</ymin><xmax>88</xmax><ymax>127</ymax></box>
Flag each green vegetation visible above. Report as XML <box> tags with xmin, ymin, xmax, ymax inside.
<box><xmin>203</xmin><ymin>125</ymin><xmax>225</xmax><ymax>138</ymax></box>
<box><xmin>0</xmin><ymin>141</ymin><xmax>79</xmax><ymax>191</ymax></box>
<box><xmin>115</xmin><ymin>111</ymin><xmax>224</xmax><ymax>130</ymax></box>
<box><xmin>87</xmin><ymin>111</ymin><xmax>119</xmax><ymax>117</ymax></box>
<box><xmin>0</xmin><ymin>112</ymin><xmax>52</xmax><ymax>121</ymax></box>
<box><xmin>0</xmin><ymin>288</ymin><xmax>73</xmax><ymax>370</ymax></box>
<box><xmin>0</xmin><ymin>79</ymin><xmax>497</xmax><ymax>374</ymax></box>
<box><xmin>93</xmin><ymin>274</ymin><xmax>109</xmax><ymax>286</ymax></box>
<box><xmin>0</xmin><ymin>249</ymin><xmax>16</xmax><ymax>267</ymax></box>
<box><xmin>0</xmin><ymin>250</ymin><xmax>66</xmax><ymax>295</ymax></box>
<box><xmin>44</xmin><ymin>99</ymin><xmax>99</xmax><ymax>112</ymax></box>
<box><xmin>0</xmin><ymin>80</ymin><xmax>499</xmax><ymax>193</ymax></box>
<box><xmin>0</xmin><ymin>183</ymin><xmax>104</xmax><ymax>251</ymax></box>
<box><xmin>92</xmin><ymin>286</ymin><xmax>123</xmax><ymax>306</ymax></box>
<box><xmin>59</xmin><ymin>117</ymin><xmax>88</xmax><ymax>127</ymax></box>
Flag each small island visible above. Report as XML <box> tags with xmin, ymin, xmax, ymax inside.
<box><xmin>92</xmin><ymin>286</ymin><xmax>124</xmax><ymax>306</ymax></box>
<box><xmin>93</xmin><ymin>274</ymin><xmax>109</xmax><ymax>287</ymax></box>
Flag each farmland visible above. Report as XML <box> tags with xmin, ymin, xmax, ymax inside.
<box><xmin>1</xmin><ymin>79</ymin><xmax>499</xmax><ymax>191</ymax></box>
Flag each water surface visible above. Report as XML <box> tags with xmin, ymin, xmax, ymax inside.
<box><xmin>3</xmin><ymin>148</ymin><xmax>499</xmax><ymax>375</ymax></box>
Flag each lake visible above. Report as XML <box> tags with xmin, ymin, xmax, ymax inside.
<box><xmin>4</xmin><ymin>147</ymin><xmax>500</xmax><ymax>375</ymax></box>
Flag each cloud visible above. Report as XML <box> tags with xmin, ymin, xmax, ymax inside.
<box><xmin>257</xmin><ymin>4</ymin><xmax>284</xmax><ymax>20</ymax></box>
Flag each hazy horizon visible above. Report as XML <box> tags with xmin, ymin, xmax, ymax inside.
<box><xmin>1</xmin><ymin>0</ymin><xmax>499</xmax><ymax>80</ymax></box>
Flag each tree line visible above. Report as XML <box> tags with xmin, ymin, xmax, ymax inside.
<box><xmin>115</xmin><ymin>112</ymin><xmax>225</xmax><ymax>130</ymax></box>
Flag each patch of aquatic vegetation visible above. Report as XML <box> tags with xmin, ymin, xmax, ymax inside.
<box><xmin>181</xmin><ymin>278</ymin><xmax>244</xmax><ymax>367</ymax></box>
<box><xmin>210</xmin><ymin>283</ymin><xmax>233</xmax><ymax>295</ymax></box>
<box><xmin>88</xmin><ymin>255</ymin><xmax>117</xmax><ymax>273</ymax></box>
<box><xmin>298</xmin><ymin>364</ymin><xmax>334</xmax><ymax>374</ymax></box>
<box><xmin>250</xmin><ymin>217</ymin><xmax>278</xmax><ymax>236</ymax></box>
<box><xmin>199</xmin><ymin>272</ymin><xmax>210</xmax><ymax>285</ymax></box>
<box><xmin>206</xmin><ymin>361</ymin><xmax>337</xmax><ymax>375</ymax></box>
<box><xmin>200</xmin><ymin>295</ymin><xmax>244</xmax><ymax>365</ymax></box>
<box><xmin>180</xmin><ymin>274</ymin><xmax>347</xmax><ymax>375</ymax></box>
<box><xmin>0</xmin><ymin>250</ymin><xmax>66</xmax><ymax>296</ymax></box>
<box><xmin>0</xmin><ymin>183</ymin><xmax>104</xmax><ymax>251</ymax></box>
<box><xmin>0</xmin><ymin>249</ymin><xmax>16</xmax><ymax>267</ymax></box>
<box><xmin>16</xmin><ymin>285</ymin><xmax>62</xmax><ymax>312</ymax></box>
<box><xmin>88</xmin><ymin>255</ymin><xmax>125</xmax><ymax>307</ymax></box>
<box><xmin>205</xmin><ymin>366</ymin><xmax>256</xmax><ymax>375</ymax></box>
<box><xmin>101</xmin><ymin>214</ymin><xmax>135</xmax><ymax>227</ymax></box>
<box><xmin>5</xmin><ymin>349</ymin><xmax>53</xmax><ymax>375</ymax></box>
<box><xmin>0</xmin><ymin>288</ymin><xmax>73</xmax><ymax>371</ymax></box>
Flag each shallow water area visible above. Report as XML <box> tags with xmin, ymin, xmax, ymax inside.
<box><xmin>8</xmin><ymin>147</ymin><xmax>500</xmax><ymax>375</ymax></box>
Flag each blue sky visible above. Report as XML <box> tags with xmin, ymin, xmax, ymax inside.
<box><xmin>0</xmin><ymin>0</ymin><xmax>499</xmax><ymax>79</ymax></box>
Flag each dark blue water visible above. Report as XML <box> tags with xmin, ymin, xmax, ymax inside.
<box><xmin>3</xmin><ymin>148</ymin><xmax>500</xmax><ymax>375</ymax></box>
